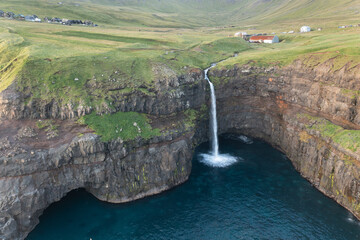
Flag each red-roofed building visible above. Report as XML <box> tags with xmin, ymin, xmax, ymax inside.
<box><xmin>249</xmin><ymin>35</ymin><xmax>279</xmax><ymax>44</ymax></box>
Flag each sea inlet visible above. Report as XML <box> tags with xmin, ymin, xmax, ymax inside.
<box><xmin>27</xmin><ymin>136</ymin><xmax>360</xmax><ymax>240</ymax></box>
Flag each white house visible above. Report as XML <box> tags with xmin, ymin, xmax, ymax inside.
<box><xmin>300</xmin><ymin>26</ymin><xmax>311</xmax><ymax>33</ymax></box>
<box><xmin>249</xmin><ymin>35</ymin><xmax>279</xmax><ymax>44</ymax></box>
<box><xmin>234</xmin><ymin>32</ymin><xmax>247</xmax><ymax>37</ymax></box>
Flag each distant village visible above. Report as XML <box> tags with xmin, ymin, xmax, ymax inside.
<box><xmin>0</xmin><ymin>9</ymin><xmax>98</xmax><ymax>27</ymax></box>
<box><xmin>235</xmin><ymin>24</ymin><xmax>360</xmax><ymax>44</ymax></box>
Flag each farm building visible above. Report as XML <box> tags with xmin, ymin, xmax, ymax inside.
<box><xmin>242</xmin><ymin>34</ymin><xmax>252</xmax><ymax>41</ymax></box>
<box><xmin>300</xmin><ymin>26</ymin><xmax>311</xmax><ymax>32</ymax></box>
<box><xmin>234</xmin><ymin>32</ymin><xmax>247</xmax><ymax>37</ymax></box>
<box><xmin>249</xmin><ymin>35</ymin><xmax>279</xmax><ymax>44</ymax></box>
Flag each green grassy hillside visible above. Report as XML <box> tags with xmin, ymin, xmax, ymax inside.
<box><xmin>0</xmin><ymin>19</ymin><xmax>250</xmax><ymax>109</ymax></box>
<box><xmin>0</xmin><ymin>0</ymin><xmax>359</xmax><ymax>141</ymax></box>
<box><xmin>1</xmin><ymin>0</ymin><xmax>359</xmax><ymax>102</ymax></box>
<box><xmin>0</xmin><ymin>0</ymin><xmax>359</xmax><ymax>28</ymax></box>
<box><xmin>218</xmin><ymin>27</ymin><xmax>360</xmax><ymax>69</ymax></box>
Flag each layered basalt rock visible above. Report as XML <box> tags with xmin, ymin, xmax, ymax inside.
<box><xmin>212</xmin><ymin>61</ymin><xmax>360</xmax><ymax>220</ymax></box>
<box><xmin>0</xmin><ymin>67</ymin><xmax>208</xmax><ymax>240</ymax></box>
<box><xmin>0</xmin><ymin>68</ymin><xmax>205</xmax><ymax>120</ymax></box>
<box><xmin>0</xmin><ymin>116</ymin><xmax>201</xmax><ymax>240</ymax></box>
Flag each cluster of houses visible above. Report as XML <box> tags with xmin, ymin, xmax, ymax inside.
<box><xmin>43</xmin><ymin>17</ymin><xmax>97</xmax><ymax>26</ymax></box>
<box><xmin>234</xmin><ymin>26</ymin><xmax>315</xmax><ymax>44</ymax></box>
<box><xmin>0</xmin><ymin>10</ymin><xmax>41</xmax><ymax>22</ymax></box>
<box><xmin>235</xmin><ymin>23</ymin><xmax>360</xmax><ymax>44</ymax></box>
<box><xmin>0</xmin><ymin>9</ymin><xmax>97</xmax><ymax>27</ymax></box>
<box><xmin>338</xmin><ymin>24</ymin><xmax>360</xmax><ymax>29</ymax></box>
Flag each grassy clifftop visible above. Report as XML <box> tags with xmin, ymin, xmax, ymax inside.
<box><xmin>1</xmin><ymin>0</ymin><xmax>359</xmax><ymax>142</ymax></box>
<box><xmin>0</xmin><ymin>20</ymin><xmax>250</xmax><ymax>108</ymax></box>
<box><xmin>218</xmin><ymin>27</ymin><xmax>360</xmax><ymax>70</ymax></box>
<box><xmin>1</xmin><ymin>16</ymin><xmax>359</xmax><ymax>110</ymax></box>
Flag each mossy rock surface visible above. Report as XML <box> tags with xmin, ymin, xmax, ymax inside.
<box><xmin>80</xmin><ymin>111</ymin><xmax>161</xmax><ymax>142</ymax></box>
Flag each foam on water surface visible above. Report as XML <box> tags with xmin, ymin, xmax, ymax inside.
<box><xmin>199</xmin><ymin>153</ymin><xmax>238</xmax><ymax>167</ymax></box>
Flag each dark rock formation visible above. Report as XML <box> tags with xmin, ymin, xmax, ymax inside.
<box><xmin>0</xmin><ymin>68</ymin><xmax>205</xmax><ymax>120</ymax></box>
<box><xmin>212</xmin><ymin>61</ymin><xmax>360</xmax><ymax>220</ymax></box>
<box><xmin>0</xmin><ymin>122</ymin><xmax>198</xmax><ymax>240</ymax></box>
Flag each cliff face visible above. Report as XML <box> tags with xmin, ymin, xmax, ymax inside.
<box><xmin>0</xmin><ymin>69</ymin><xmax>208</xmax><ymax>240</ymax></box>
<box><xmin>1</xmin><ymin>60</ymin><xmax>360</xmax><ymax>240</ymax></box>
<box><xmin>0</xmin><ymin>67</ymin><xmax>205</xmax><ymax>120</ymax></box>
<box><xmin>0</xmin><ymin>132</ymin><xmax>193</xmax><ymax>240</ymax></box>
<box><xmin>212</xmin><ymin>61</ymin><xmax>360</xmax><ymax>219</ymax></box>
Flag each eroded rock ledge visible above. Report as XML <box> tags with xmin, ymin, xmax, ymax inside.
<box><xmin>1</xmin><ymin>61</ymin><xmax>360</xmax><ymax>240</ymax></box>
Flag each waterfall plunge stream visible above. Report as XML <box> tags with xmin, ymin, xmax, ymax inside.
<box><xmin>205</xmin><ymin>64</ymin><xmax>219</xmax><ymax>157</ymax></box>
<box><xmin>199</xmin><ymin>63</ymin><xmax>238</xmax><ymax>168</ymax></box>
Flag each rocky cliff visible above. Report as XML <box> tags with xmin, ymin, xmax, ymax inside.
<box><xmin>1</xmin><ymin>59</ymin><xmax>360</xmax><ymax>240</ymax></box>
<box><xmin>0</xmin><ymin>68</ymin><xmax>208</xmax><ymax>240</ymax></box>
<box><xmin>212</xmin><ymin>60</ymin><xmax>360</xmax><ymax>219</ymax></box>
<box><xmin>0</xmin><ymin>66</ymin><xmax>205</xmax><ymax>120</ymax></box>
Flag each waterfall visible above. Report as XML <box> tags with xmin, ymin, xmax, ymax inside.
<box><xmin>204</xmin><ymin>64</ymin><xmax>219</xmax><ymax>157</ymax></box>
<box><xmin>200</xmin><ymin>63</ymin><xmax>238</xmax><ymax>168</ymax></box>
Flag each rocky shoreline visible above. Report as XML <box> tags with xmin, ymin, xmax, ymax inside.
<box><xmin>1</xmin><ymin>61</ymin><xmax>360</xmax><ymax>239</ymax></box>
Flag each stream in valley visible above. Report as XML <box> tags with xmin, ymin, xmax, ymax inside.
<box><xmin>27</xmin><ymin>136</ymin><xmax>360</xmax><ymax>240</ymax></box>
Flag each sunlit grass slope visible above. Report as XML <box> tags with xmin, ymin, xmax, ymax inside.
<box><xmin>0</xmin><ymin>0</ymin><xmax>359</xmax><ymax>28</ymax></box>
<box><xmin>0</xmin><ymin>20</ymin><xmax>250</xmax><ymax>109</ymax></box>
<box><xmin>218</xmin><ymin>27</ymin><xmax>360</xmax><ymax>69</ymax></box>
<box><xmin>0</xmin><ymin>9</ymin><xmax>358</xmax><ymax>106</ymax></box>
<box><xmin>0</xmin><ymin>0</ymin><xmax>359</xmax><ymax>141</ymax></box>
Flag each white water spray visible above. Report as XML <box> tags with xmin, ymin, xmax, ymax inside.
<box><xmin>200</xmin><ymin>63</ymin><xmax>237</xmax><ymax>168</ymax></box>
